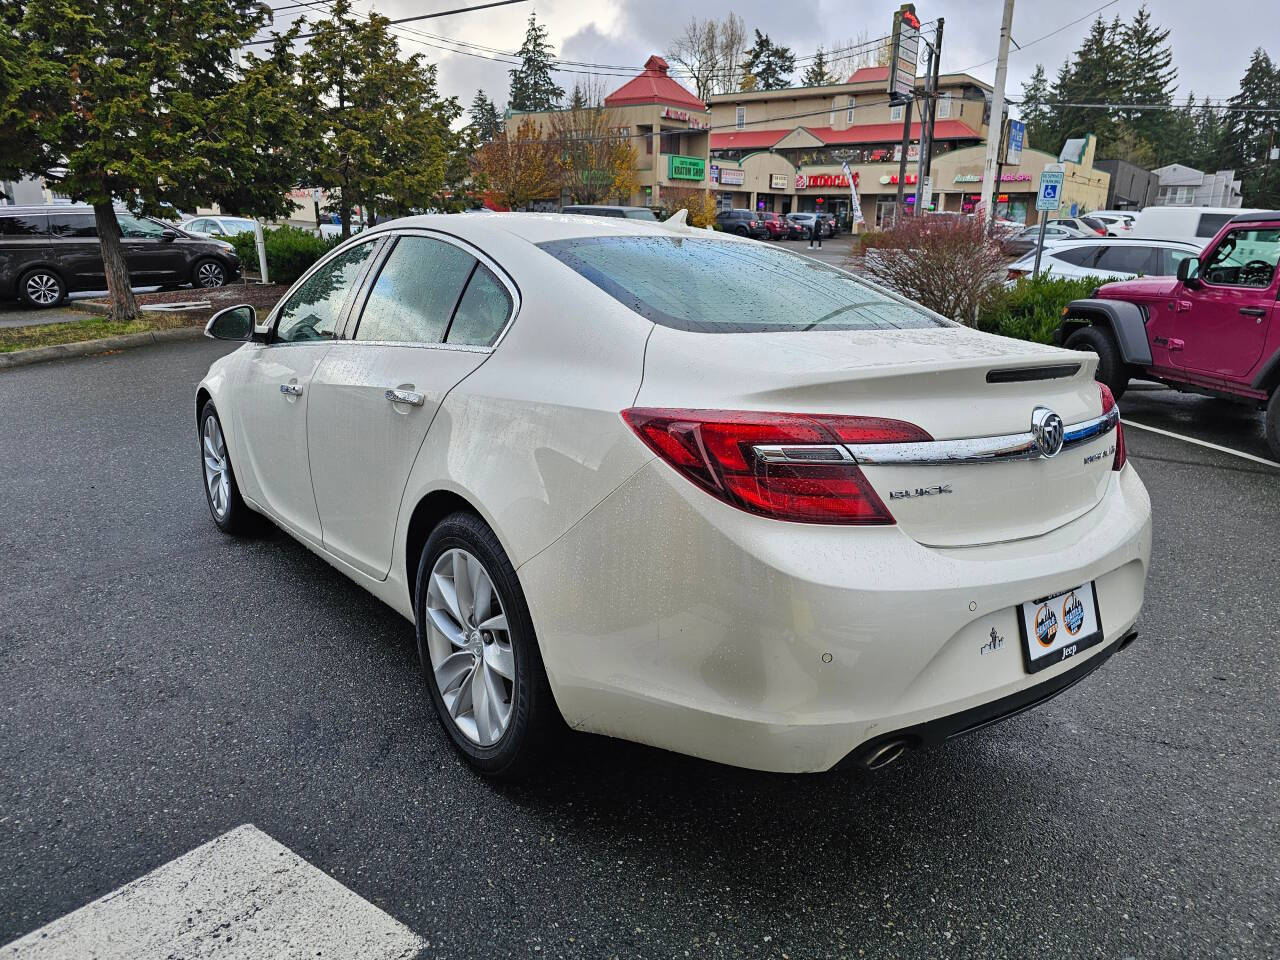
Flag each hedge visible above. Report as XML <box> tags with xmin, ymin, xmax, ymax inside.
<box><xmin>976</xmin><ymin>274</ymin><xmax>1124</xmax><ymax>344</ymax></box>
<box><xmin>227</xmin><ymin>225</ymin><xmax>340</xmax><ymax>285</ymax></box>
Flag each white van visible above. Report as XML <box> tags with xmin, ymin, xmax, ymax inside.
<box><xmin>1129</xmin><ymin>206</ymin><xmax>1262</xmax><ymax>247</ymax></box>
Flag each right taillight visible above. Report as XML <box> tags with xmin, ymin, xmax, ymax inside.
<box><xmin>621</xmin><ymin>408</ymin><xmax>932</xmax><ymax>524</ymax></box>
<box><xmin>1098</xmin><ymin>383</ymin><xmax>1126</xmax><ymax>471</ymax></box>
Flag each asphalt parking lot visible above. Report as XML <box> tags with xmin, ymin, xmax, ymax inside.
<box><xmin>1</xmin><ymin>339</ymin><xmax>1277</xmax><ymax>959</ymax></box>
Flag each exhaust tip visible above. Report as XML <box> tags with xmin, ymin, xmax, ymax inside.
<box><xmin>862</xmin><ymin>737</ymin><xmax>913</xmax><ymax>771</ymax></box>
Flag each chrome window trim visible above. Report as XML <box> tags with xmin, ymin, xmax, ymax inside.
<box><xmin>259</xmin><ymin>235</ymin><xmax>387</xmax><ymax>345</ymax></box>
<box><xmin>846</xmin><ymin>409</ymin><xmax>1118</xmax><ymax>466</ymax></box>
<box><xmin>343</xmin><ymin>226</ymin><xmax>521</xmax><ymax>351</ymax></box>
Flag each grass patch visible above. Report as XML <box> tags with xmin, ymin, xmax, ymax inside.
<box><xmin>0</xmin><ymin>311</ymin><xmax>199</xmax><ymax>353</ymax></box>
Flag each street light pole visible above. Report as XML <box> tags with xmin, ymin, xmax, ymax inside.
<box><xmin>979</xmin><ymin>0</ymin><xmax>1015</xmax><ymax>229</ymax></box>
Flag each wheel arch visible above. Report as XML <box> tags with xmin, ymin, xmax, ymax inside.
<box><xmin>404</xmin><ymin>489</ymin><xmax>486</xmax><ymax>605</ymax></box>
<box><xmin>1251</xmin><ymin>348</ymin><xmax>1280</xmax><ymax>394</ymax></box>
<box><xmin>1057</xmin><ymin>299</ymin><xmax>1153</xmax><ymax>366</ymax></box>
<box><xmin>195</xmin><ymin>386</ymin><xmax>213</xmax><ymax>428</ymax></box>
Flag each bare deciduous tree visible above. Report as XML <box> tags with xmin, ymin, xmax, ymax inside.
<box><xmin>827</xmin><ymin>29</ymin><xmax>892</xmax><ymax>82</ymax></box>
<box><xmin>548</xmin><ymin>83</ymin><xmax>640</xmax><ymax>205</ymax></box>
<box><xmin>665</xmin><ymin>13</ymin><xmax>747</xmax><ymax>100</ymax></box>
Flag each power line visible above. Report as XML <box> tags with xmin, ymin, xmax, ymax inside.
<box><xmin>950</xmin><ymin>0</ymin><xmax>1120</xmax><ymax>75</ymax></box>
<box><xmin>245</xmin><ymin>0</ymin><xmax>532</xmax><ymax>46</ymax></box>
<box><xmin>1013</xmin><ymin>99</ymin><xmax>1280</xmax><ymax>114</ymax></box>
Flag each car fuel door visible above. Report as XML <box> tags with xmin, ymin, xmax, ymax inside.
<box><xmin>307</xmin><ymin>233</ymin><xmax>514</xmax><ymax>580</ymax></box>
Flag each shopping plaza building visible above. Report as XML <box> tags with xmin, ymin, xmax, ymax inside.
<box><xmin>511</xmin><ymin>58</ymin><xmax>1109</xmax><ymax>227</ymax></box>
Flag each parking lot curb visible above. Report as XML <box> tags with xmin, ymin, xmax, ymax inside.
<box><xmin>0</xmin><ymin>326</ymin><xmax>205</xmax><ymax>371</ymax></box>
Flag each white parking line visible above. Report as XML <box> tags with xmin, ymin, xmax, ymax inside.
<box><xmin>1</xmin><ymin>824</ymin><xmax>424</xmax><ymax>960</ymax></box>
<box><xmin>1123</xmin><ymin>418</ymin><xmax>1280</xmax><ymax>469</ymax></box>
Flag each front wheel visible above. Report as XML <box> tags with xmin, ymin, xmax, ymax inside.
<box><xmin>1266</xmin><ymin>390</ymin><xmax>1280</xmax><ymax>462</ymax></box>
<box><xmin>199</xmin><ymin>401</ymin><xmax>258</xmax><ymax>535</ymax></box>
<box><xmin>1064</xmin><ymin>324</ymin><xmax>1129</xmax><ymax>400</ymax></box>
<box><xmin>193</xmin><ymin>258</ymin><xmax>227</xmax><ymax>288</ymax></box>
<box><xmin>18</xmin><ymin>268</ymin><xmax>66</xmax><ymax>308</ymax></box>
<box><xmin>415</xmin><ymin>511</ymin><xmax>558</xmax><ymax>779</ymax></box>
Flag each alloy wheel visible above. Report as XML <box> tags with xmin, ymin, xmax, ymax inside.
<box><xmin>424</xmin><ymin>548</ymin><xmax>515</xmax><ymax>747</ymax></box>
<box><xmin>197</xmin><ymin>262</ymin><xmax>226</xmax><ymax>287</ymax></box>
<box><xmin>25</xmin><ymin>272</ymin><xmax>61</xmax><ymax>305</ymax></box>
<box><xmin>201</xmin><ymin>415</ymin><xmax>231</xmax><ymax>519</ymax></box>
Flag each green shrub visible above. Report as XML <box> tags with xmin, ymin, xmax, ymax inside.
<box><xmin>979</xmin><ymin>274</ymin><xmax>1122</xmax><ymax>344</ymax></box>
<box><xmin>227</xmin><ymin>225</ymin><xmax>338</xmax><ymax>285</ymax></box>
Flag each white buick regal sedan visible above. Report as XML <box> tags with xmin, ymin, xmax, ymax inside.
<box><xmin>196</xmin><ymin>213</ymin><xmax>1151</xmax><ymax>778</ymax></box>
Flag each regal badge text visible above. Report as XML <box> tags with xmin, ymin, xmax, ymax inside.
<box><xmin>889</xmin><ymin>484</ymin><xmax>952</xmax><ymax>501</ymax></box>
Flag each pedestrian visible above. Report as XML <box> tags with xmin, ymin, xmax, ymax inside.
<box><xmin>808</xmin><ymin>216</ymin><xmax>823</xmax><ymax>250</ymax></box>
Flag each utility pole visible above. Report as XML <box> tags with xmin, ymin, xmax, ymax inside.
<box><xmin>915</xmin><ymin>18</ymin><xmax>944</xmax><ymax>211</ymax></box>
<box><xmin>894</xmin><ymin>99</ymin><xmax>914</xmax><ymax>223</ymax></box>
<box><xmin>979</xmin><ymin>0</ymin><xmax>1015</xmax><ymax>229</ymax></box>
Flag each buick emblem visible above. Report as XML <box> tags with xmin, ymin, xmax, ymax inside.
<box><xmin>1030</xmin><ymin>406</ymin><xmax>1065</xmax><ymax>458</ymax></box>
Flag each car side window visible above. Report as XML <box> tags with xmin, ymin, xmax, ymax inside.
<box><xmin>275</xmin><ymin>241</ymin><xmax>378</xmax><ymax>343</ymax></box>
<box><xmin>207</xmin><ymin>221</ymin><xmax>226</xmax><ymax>236</ymax></box>
<box><xmin>1093</xmin><ymin>245</ymin><xmax>1156</xmax><ymax>275</ymax></box>
<box><xmin>354</xmin><ymin>236</ymin><xmax>475</xmax><ymax>344</ymax></box>
<box><xmin>0</xmin><ymin>214</ymin><xmax>47</xmax><ymax>235</ymax></box>
<box><xmin>1201</xmin><ymin>228</ymin><xmax>1280</xmax><ymax>288</ymax></box>
<box><xmin>186</xmin><ymin>219</ymin><xmax>207</xmax><ymax>233</ymax></box>
<box><xmin>447</xmin><ymin>264</ymin><xmax>512</xmax><ymax>347</ymax></box>
<box><xmin>48</xmin><ymin>213</ymin><xmax>97</xmax><ymax>238</ymax></box>
<box><xmin>1052</xmin><ymin>246</ymin><xmax>1100</xmax><ymax>267</ymax></box>
<box><xmin>117</xmin><ymin>214</ymin><xmax>166</xmax><ymax>239</ymax></box>
<box><xmin>1160</xmin><ymin>247</ymin><xmax>1195</xmax><ymax>275</ymax></box>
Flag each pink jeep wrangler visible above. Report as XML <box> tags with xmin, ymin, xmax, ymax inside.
<box><xmin>1056</xmin><ymin>210</ymin><xmax>1280</xmax><ymax>458</ymax></box>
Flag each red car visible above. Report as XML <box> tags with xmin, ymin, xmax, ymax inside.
<box><xmin>757</xmin><ymin>212</ymin><xmax>788</xmax><ymax>240</ymax></box>
<box><xmin>1056</xmin><ymin>209</ymin><xmax>1280</xmax><ymax>457</ymax></box>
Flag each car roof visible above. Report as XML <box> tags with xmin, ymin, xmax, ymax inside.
<box><xmin>562</xmin><ymin>205</ymin><xmax>650</xmax><ymax>212</ymax></box>
<box><xmin>2</xmin><ymin>204</ymin><xmax>125</xmax><ymax>214</ymax></box>
<box><xmin>355</xmin><ymin>211</ymin><xmax>690</xmax><ymax>245</ymax></box>
<box><xmin>1036</xmin><ymin>237</ymin><xmax>1199</xmax><ymax>247</ymax></box>
<box><xmin>1228</xmin><ymin>210</ymin><xmax>1280</xmax><ymax>224</ymax></box>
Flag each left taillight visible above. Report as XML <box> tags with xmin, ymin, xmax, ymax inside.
<box><xmin>1098</xmin><ymin>383</ymin><xmax>1126</xmax><ymax>471</ymax></box>
<box><xmin>621</xmin><ymin>408</ymin><xmax>933</xmax><ymax>524</ymax></box>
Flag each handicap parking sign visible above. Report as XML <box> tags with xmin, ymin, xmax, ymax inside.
<box><xmin>1037</xmin><ymin>166</ymin><xmax>1065</xmax><ymax>212</ymax></box>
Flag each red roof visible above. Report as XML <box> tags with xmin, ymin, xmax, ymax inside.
<box><xmin>847</xmin><ymin>65</ymin><xmax>890</xmax><ymax>84</ymax></box>
<box><xmin>709</xmin><ymin>120</ymin><xmax>980</xmax><ymax>151</ymax></box>
<box><xmin>604</xmin><ymin>55</ymin><xmax>708</xmax><ymax>111</ymax></box>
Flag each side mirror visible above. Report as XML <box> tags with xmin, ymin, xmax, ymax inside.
<box><xmin>161</xmin><ymin>229</ymin><xmax>177</xmax><ymax>242</ymax></box>
<box><xmin>1177</xmin><ymin>256</ymin><xmax>1200</xmax><ymax>288</ymax></box>
<box><xmin>205</xmin><ymin>304</ymin><xmax>256</xmax><ymax>341</ymax></box>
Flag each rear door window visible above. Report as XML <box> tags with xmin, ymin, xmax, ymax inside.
<box><xmin>0</xmin><ymin>214</ymin><xmax>47</xmax><ymax>235</ymax></box>
<box><xmin>1092</xmin><ymin>245</ymin><xmax>1157</xmax><ymax>275</ymax></box>
<box><xmin>446</xmin><ymin>264</ymin><xmax>512</xmax><ymax>346</ymax></box>
<box><xmin>48</xmin><ymin>213</ymin><xmax>98</xmax><ymax>238</ymax></box>
<box><xmin>354</xmin><ymin>236</ymin><xmax>475</xmax><ymax>344</ymax></box>
<box><xmin>1051</xmin><ymin>246</ymin><xmax>1101</xmax><ymax>267</ymax></box>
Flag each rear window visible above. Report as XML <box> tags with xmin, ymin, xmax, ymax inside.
<box><xmin>537</xmin><ymin>235</ymin><xmax>948</xmax><ymax>334</ymax></box>
<box><xmin>1196</xmin><ymin>213</ymin><xmax>1235</xmax><ymax>238</ymax></box>
<box><xmin>48</xmin><ymin>213</ymin><xmax>97</xmax><ymax>238</ymax></box>
<box><xmin>623</xmin><ymin>209</ymin><xmax>658</xmax><ymax>221</ymax></box>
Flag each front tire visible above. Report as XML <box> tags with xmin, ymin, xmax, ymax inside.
<box><xmin>199</xmin><ymin>401</ymin><xmax>257</xmax><ymax>535</ymax></box>
<box><xmin>18</xmin><ymin>268</ymin><xmax>66</xmax><ymax>308</ymax></box>
<box><xmin>193</xmin><ymin>258</ymin><xmax>227</xmax><ymax>288</ymax></box>
<box><xmin>1065</xmin><ymin>324</ymin><xmax>1129</xmax><ymax>400</ymax></box>
<box><xmin>415</xmin><ymin>511</ymin><xmax>557</xmax><ymax>779</ymax></box>
<box><xmin>1266</xmin><ymin>390</ymin><xmax>1280</xmax><ymax>461</ymax></box>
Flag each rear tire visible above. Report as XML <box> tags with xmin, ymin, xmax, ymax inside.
<box><xmin>18</xmin><ymin>268</ymin><xmax>66</xmax><ymax>308</ymax></box>
<box><xmin>414</xmin><ymin>511</ymin><xmax>558</xmax><ymax>779</ymax></box>
<box><xmin>1265</xmin><ymin>390</ymin><xmax>1280</xmax><ymax>462</ymax></box>
<box><xmin>1065</xmin><ymin>324</ymin><xmax>1129</xmax><ymax>400</ymax></box>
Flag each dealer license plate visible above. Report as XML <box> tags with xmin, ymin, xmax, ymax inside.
<box><xmin>1016</xmin><ymin>583</ymin><xmax>1104</xmax><ymax>674</ymax></box>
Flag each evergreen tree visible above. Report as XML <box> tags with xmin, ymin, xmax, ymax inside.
<box><xmin>1221</xmin><ymin>49</ymin><xmax>1280</xmax><ymax>206</ymax></box>
<box><xmin>1119</xmin><ymin>5</ymin><xmax>1177</xmax><ymax>162</ymax></box>
<box><xmin>1052</xmin><ymin>16</ymin><xmax>1125</xmax><ymax>148</ymax></box>
<box><xmin>1019</xmin><ymin>64</ymin><xmax>1054</xmax><ymax>151</ymax></box>
<box><xmin>1190</xmin><ymin>97</ymin><xmax>1228</xmax><ymax>172</ymax></box>
<box><xmin>743</xmin><ymin>30</ymin><xmax>795</xmax><ymax>91</ymax></box>
<box><xmin>470</xmin><ymin>90</ymin><xmax>502</xmax><ymax>142</ymax></box>
<box><xmin>802</xmin><ymin>46</ymin><xmax>835</xmax><ymax>87</ymax></box>
<box><xmin>0</xmin><ymin>0</ymin><xmax>305</xmax><ymax>321</ymax></box>
<box><xmin>508</xmin><ymin>14</ymin><xmax>564</xmax><ymax>112</ymax></box>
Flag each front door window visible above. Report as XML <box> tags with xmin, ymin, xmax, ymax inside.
<box><xmin>1201</xmin><ymin>227</ymin><xmax>1280</xmax><ymax>288</ymax></box>
<box><xmin>275</xmin><ymin>242</ymin><xmax>378</xmax><ymax>342</ymax></box>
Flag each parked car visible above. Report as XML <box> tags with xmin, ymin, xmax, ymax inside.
<box><xmin>1005</xmin><ymin>238</ymin><xmax>1201</xmax><ymax>282</ymax></box>
<box><xmin>715</xmin><ymin>208</ymin><xmax>770</xmax><ymax>239</ymax></box>
<box><xmin>179</xmin><ymin>215</ymin><xmax>261</xmax><ymax>239</ymax></box>
<box><xmin>197</xmin><ymin>213</ymin><xmax>1150</xmax><ymax>778</ymax></box>
<box><xmin>1048</xmin><ymin>216</ymin><xmax>1108</xmax><ymax>237</ymax></box>
<box><xmin>757</xmin><ymin>211</ymin><xmax>788</xmax><ymax>239</ymax></box>
<box><xmin>0</xmin><ymin>204</ymin><xmax>241</xmax><ymax>307</ymax></box>
<box><xmin>1057</xmin><ymin>209</ymin><xmax>1280</xmax><ymax>456</ymax></box>
<box><xmin>823</xmin><ymin>212</ymin><xmax>840</xmax><ymax>237</ymax></box>
<box><xmin>560</xmin><ymin>205</ymin><xmax>659</xmax><ymax>221</ymax></box>
<box><xmin>1128</xmin><ymin>205</ymin><xmax>1263</xmax><ymax>246</ymax></box>
<box><xmin>1090</xmin><ymin>212</ymin><xmax>1136</xmax><ymax>237</ymax></box>
<box><xmin>999</xmin><ymin>223</ymin><xmax>1091</xmax><ymax>257</ymax></box>
<box><xmin>785</xmin><ymin>212</ymin><xmax>831</xmax><ymax>239</ymax></box>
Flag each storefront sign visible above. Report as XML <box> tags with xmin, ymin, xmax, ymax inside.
<box><xmin>953</xmin><ymin>172</ymin><xmax>1034</xmax><ymax>184</ymax></box>
<box><xmin>1004</xmin><ymin>119</ymin><xmax>1026</xmax><ymax>165</ymax></box>
<box><xmin>770</xmin><ymin>173</ymin><xmax>788</xmax><ymax>190</ymax></box>
<box><xmin>709</xmin><ymin>164</ymin><xmax>720</xmax><ymax>183</ymax></box>
<box><xmin>719</xmin><ymin>167</ymin><xmax>745</xmax><ymax>186</ymax></box>
<box><xmin>660</xmin><ymin>106</ymin><xmax>710</xmax><ymax>130</ymax></box>
<box><xmin>887</xmin><ymin>4</ymin><xmax>920</xmax><ymax>101</ymax></box>
<box><xmin>795</xmin><ymin>172</ymin><xmax>858</xmax><ymax>190</ymax></box>
<box><xmin>668</xmin><ymin>155</ymin><xmax>707</xmax><ymax>181</ymax></box>
<box><xmin>878</xmin><ymin>173</ymin><xmax>918</xmax><ymax>186</ymax></box>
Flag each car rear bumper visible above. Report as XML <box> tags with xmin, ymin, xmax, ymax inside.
<box><xmin>519</xmin><ymin>458</ymin><xmax>1152</xmax><ymax>773</ymax></box>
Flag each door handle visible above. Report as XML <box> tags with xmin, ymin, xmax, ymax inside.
<box><xmin>1175</xmin><ymin>300</ymin><xmax>1193</xmax><ymax>312</ymax></box>
<box><xmin>1239</xmin><ymin>306</ymin><xmax>1267</xmax><ymax>318</ymax></box>
<box><xmin>385</xmin><ymin>388</ymin><xmax>424</xmax><ymax>407</ymax></box>
<box><xmin>1168</xmin><ymin>338</ymin><xmax>1185</xmax><ymax>351</ymax></box>
<box><xmin>279</xmin><ymin>383</ymin><xmax>303</xmax><ymax>396</ymax></box>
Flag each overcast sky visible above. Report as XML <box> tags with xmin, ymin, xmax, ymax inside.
<box><xmin>288</xmin><ymin>0</ymin><xmax>1279</xmax><ymax>118</ymax></box>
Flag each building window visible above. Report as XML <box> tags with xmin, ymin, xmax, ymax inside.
<box><xmin>889</xmin><ymin>103</ymin><xmax>903</xmax><ymax>121</ymax></box>
<box><xmin>735</xmin><ymin>105</ymin><xmax>745</xmax><ymax>129</ymax></box>
<box><xmin>936</xmin><ymin>92</ymin><xmax>951</xmax><ymax>119</ymax></box>
<box><xmin>846</xmin><ymin>96</ymin><xmax>855</xmax><ymax>124</ymax></box>
<box><xmin>660</xmin><ymin>131</ymin><xmax>682</xmax><ymax>154</ymax></box>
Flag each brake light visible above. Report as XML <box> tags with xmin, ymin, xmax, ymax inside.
<box><xmin>621</xmin><ymin>408</ymin><xmax>932</xmax><ymax>524</ymax></box>
<box><xmin>1097</xmin><ymin>384</ymin><xmax>1126</xmax><ymax>471</ymax></box>
<box><xmin>1007</xmin><ymin>268</ymin><xmax>1028</xmax><ymax>281</ymax></box>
